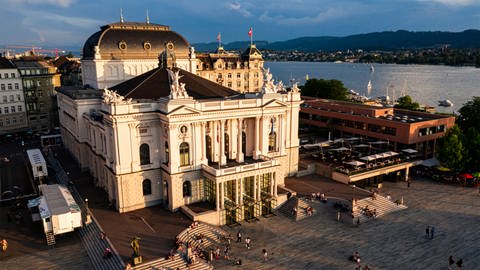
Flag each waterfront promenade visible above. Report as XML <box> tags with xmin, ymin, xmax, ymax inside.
<box><xmin>214</xmin><ymin>177</ymin><xmax>480</xmax><ymax>269</ymax></box>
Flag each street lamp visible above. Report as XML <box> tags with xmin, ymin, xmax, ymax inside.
<box><xmin>352</xmin><ymin>185</ymin><xmax>356</xmax><ymax>204</ymax></box>
<box><xmin>85</xmin><ymin>198</ymin><xmax>89</xmax><ymax>212</ymax></box>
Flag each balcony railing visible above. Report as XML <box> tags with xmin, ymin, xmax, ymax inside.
<box><xmin>201</xmin><ymin>157</ymin><xmax>278</xmax><ymax>177</ymax></box>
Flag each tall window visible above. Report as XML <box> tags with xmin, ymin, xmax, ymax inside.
<box><xmin>224</xmin><ymin>133</ymin><xmax>229</xmax><ymax>157</ymax></box>
<box><xmin>183</xmin><ymin>181</ymin><xmax>192</xmax><ymax>197</ymax></box>
<box><xmin>164</xmin><ymin>142</ymin><xmax>169</xmax><ymax>164</ymax></box>
<box><xmin>142</xmin><ymin>179</ymin><xmax>152</xmax><ymax>196</ymax></box>
<box><xmin>180</xmin><ymin>142</ymin><xmax>190</xmax><ymax>166</ymax></box>
<box><xmin>140</xmin><ymin>143</ymin><xmax>150</xmax><ymax>165</ymax></box>
<box><xmin>206</xmin><ymin>136</ymin><xmax>212</xmax><ymax>163</ymax></box>
<box><xmin>269</xmin><ymin>132</ymin><xmax>277</xmax><ymax>152</ymax></box>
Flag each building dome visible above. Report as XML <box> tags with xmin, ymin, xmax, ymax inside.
<box><xmin>82</xmin><ymin>22</ymin><xmax>190</xmax><ymax>60</ymax></box>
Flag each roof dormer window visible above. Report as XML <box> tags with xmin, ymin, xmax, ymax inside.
<box><xmin>118</xmin><ymin>41</ymin><xmax>127</xmax><ymax>50</ymax></box>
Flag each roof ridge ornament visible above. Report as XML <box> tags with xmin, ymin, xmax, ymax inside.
<box><xmin>146</xmin><ymin>9</ymin><xmax>150</xmax><ymax>24</ymax></box>
<box><xmin>120</xmin><ymin>8</ymin><xmax>124</xmax><ymax>23</ymax></box>
<box><xmin>102</xmin><ymin>88</ymin><xmax>132</xmax><ymax>104</ymax></box>
<box><xmin>167</xmin><ymin>69</ymin><xmax>189</xmax><ymax>99</ymax></box>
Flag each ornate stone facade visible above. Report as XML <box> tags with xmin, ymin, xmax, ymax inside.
<box><xmin>58</xmin><ymin>66</ymin><xmax>302</xmax><ymax>225</ymax></box>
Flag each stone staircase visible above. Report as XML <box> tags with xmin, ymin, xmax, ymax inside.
<box><xmin>133</xmin><ymin>254</ymin><xmax>210</xmax><ymax>270</ymax></box>
<box><xmin>275</xmin><ymin>197</ymin><xmax>315</xmax><ymax>221</ymax></box>
<box><xmin>133</xmin><ymin>222</ymin><xmax>227</xmax><ymax>270</ymax></box>
<box><xmin>48</xmin><ymin>153</ymin><xmax>124</xmax><ymax>270</ymax></box>
<box><xmin>353</xmin><ymin>195</ymin><xmax>407</xmax><ymax>224</ymax></box>
<box><xmin>177</xmin><ymin>222</ymin><xmax>230</xmax><ymax>251</ymax></box>
<box><xmin>46</xmin><ymin>231</ymin><xmax>56</xmax><ymax>246</ymax></box>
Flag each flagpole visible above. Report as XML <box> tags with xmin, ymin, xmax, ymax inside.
<box><xmin>250</xmin><ymin>30</ymin><xmax>253</xmax><ymax>46</ymax></box>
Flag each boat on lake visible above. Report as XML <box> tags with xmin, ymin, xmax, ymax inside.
<box><xmin>438</xmin><ymin>99</ymin><xmax>453</xmax><ymax>107</ymax></box>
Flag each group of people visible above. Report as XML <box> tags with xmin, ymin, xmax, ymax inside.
<box><xmin>310</xmin><ymin>192</ymin><xmax>328</xmax><ymax>203</ymax></box>
<box><xmin>448</xmin><ymin>255</ymin><xmax>463</xmax><ymax>270</ymax></box>
<box><xmin>360</xmin><ymin>205</ymin><xmax>377</xmax><ymax>219</ymax></box>
<box><xmin>425</xmin><ymin>225</ymin><xmax>436</xmax><ymax>239</ymax></box>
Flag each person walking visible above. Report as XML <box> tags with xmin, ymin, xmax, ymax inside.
<box><xmin>236</xmin><ymin>231</ymin><xmax>242</xmax><ymax>243</ymax></box>
<box><xmin>262</xmin><ymin>249</ymin><xmax>268</xmax><ymax>262</ymax></box>
<box><xmin>1</xmin><ymin>238</ymin><xmax>7</xmax><ymax>253</ymax></box>
<box><xmin>448</xmin><ymin>255</ymin><xmax>455</xmax><ymax>270</ymax></box>
<box><xmin>245</xmin><ymin>237</ymin><xmax>251</xmax><ymax>249</ymax></box>
<box><xmin>430</xmin><ymin>226</ymin><xmax>435</xmax><ymax>239</ymax></box>
<box><xmin>425</xmin><ymin>226</ymin><xmax>430</xmax><ymax>238</ymax></box>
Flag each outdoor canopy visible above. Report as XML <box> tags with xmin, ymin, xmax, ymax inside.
<box><xmin>402</xmin><ymin>149</ymin><xmax>418</xmax><ymax>154</ymax></box>
<box><xmin>345</xmin><ymin>160</ymin><xmax>365</xmax><ymax>166</ymax></box>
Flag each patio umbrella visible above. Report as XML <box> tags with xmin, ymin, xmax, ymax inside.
<box><xmin>332</xmin><ymin>147</ymin><xmax>350</xmax><ymax>151</ymax></box>
<box><xmin>436</xmin><ymin>166</ymin><xmax>451</xmax><ymax>172</ymax></box>
<box><xmin>360</xmin><ymin>156</ymin><xmax>376</xmax><ymax>161</ymax></box>
<box><xmin>353</xmin><ymin>144</ymin><xmax>369</xmax><ymax>148</ymax></box>
<box><xmin>345</xmin><ymin>160</ymin><xmax>365</xmax><ymax>166</ymax></box>
<box><xmin>370</xmin><ymin>141</ymin><xmax>388</xmax><ymax>145</ymax></box>
<box><xmin>402</xmin><ymin>149</ymin><xmax>418</xmax><ymax>154</ymax></box>
<box><xmin>344</xmin><ymin>137</ymin><xmax>360</xmax><ymax>141</ymax></box>
<box><xmin>459</xmin><ymin>173</ymin><xmax>474</xmax><ymax>179</ymax></box>
<box><xmin>384</xmin><ymin>151</ymin><xmax>399</xmax><ymax>157</ymax></box>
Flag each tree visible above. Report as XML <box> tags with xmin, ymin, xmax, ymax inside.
<box><xmin>463</xmin><ymin>127</ymin><xmax>480</xmax><ymax>171</ymax></box>
<box><xmin>394</xmin><ymin>95</ymin><xmax>420</xmax><ymax>111</ymax></box>
<box><xmin>457</xmin><ymin>96</ymin><xmax>480</xmax><ymax>132</ymax></box>
<box><xmin>436</xmin><ymin>125</ymin><xmax>465</xmax><ymax>170</ymax></box>
<box><xmin>300</xmin><ymin>78</ymin><xmax>349</xmax><ymax>101</ymax></box>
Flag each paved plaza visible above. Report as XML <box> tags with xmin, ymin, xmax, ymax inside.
<box><xmin>213</xmin><ymin>177</ymin><xmax>480</xmax><ymax>270</ymax></box>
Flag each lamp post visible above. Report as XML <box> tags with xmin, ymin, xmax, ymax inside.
<box><xmin>85</xmin><ymin>198</ymin><xmax>91</xmax><ymax>225</ymax></box>
<box><xmin>352</xmin><ymin>185</ymin><xmax>356</xmax><ymax>205</ymax></box>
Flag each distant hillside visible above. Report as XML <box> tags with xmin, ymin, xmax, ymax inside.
<box><xmin>193</xmin><ymin>30</ymin><xmax>480</xmax><ymax>52</ymax></box>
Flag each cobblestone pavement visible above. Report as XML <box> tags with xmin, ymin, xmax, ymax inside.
<box><xmin>214</xmin><ymin>177</ymin><xmax>480</xmax><ymax>270</ymax></box>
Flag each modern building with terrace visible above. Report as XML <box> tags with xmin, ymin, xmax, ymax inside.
<box><xmin>300</xmin><ymin>98</ymin><xmax>455</xmax><ymax>159</ymax></box>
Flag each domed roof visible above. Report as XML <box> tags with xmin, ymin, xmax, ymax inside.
<box><xmin>82</xmin><ymin>22</ymin><xmax>190</xmax><ymax>60</ymax></box>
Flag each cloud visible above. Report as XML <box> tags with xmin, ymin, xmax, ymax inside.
<box><xmin>9</xmin><ymin>0</ymin><xmax>75</xmax><ymax>8</ymax></box>
<box><xmin>259</xmin><ymin>7</ymin><xmax>349</xmax><ymax>25</ymax></box>
<box><xmin>226</xmin><ymin>2</ymin><xmax>252</xmax><ymax>17</ymax></box>
<box><xmin>417</xmin><ymin>0</ymin><xmax>477</xmax><ymax>6</ymax></box>
<box><xmin>21</xmin><ymin>10</ymin><xmax>104</xmax><ymax>29</ymax></box>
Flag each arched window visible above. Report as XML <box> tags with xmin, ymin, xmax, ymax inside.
<box><xmin>180</xmin><ymin>142</ymin><xmax>190</xmax><ymax>166</ymax></box>
<box><xmin>142</xmin><ymin>179</ymin><xmax>152</xmax><ymax>196</ymax></box>
<box><xmin>140</xmin><ymin>143</ymin><xmax>150</xmax><ymax>165</ymax></box>
<box><xmin>269</xmin><ymin>132</ymin><xmax>277</xmax><ymax>152</ymax></box>
<box><xmin>183</xmin><ymin>181</ymin><xmax>192</xmax><ymax>197</ymax></box>
<box><xmin>164</xmin><ymin>142</ymin><xmax>169</xmax><ymax>164</ymax></box>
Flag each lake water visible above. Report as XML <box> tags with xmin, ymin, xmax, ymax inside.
<box><xmin>265</xmin><ymin>61</ymin><xmax>480</xmax><ymax>113</ymax></box>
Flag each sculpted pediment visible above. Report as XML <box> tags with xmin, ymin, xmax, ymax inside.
<box><xmin>262</xmin><ymin>99</ymin><xmax>288</xmax><ymax>108</ymax></box>
<box><xmin>167</xmin><ymin>105</ymin><xmax>201</xmax><ymax>116</ymax></box>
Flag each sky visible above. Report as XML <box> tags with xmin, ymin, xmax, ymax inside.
<box><xmin>1</xmin><ymin>0</ymin><xmax>480</xmax><ymax>50</ymax></box>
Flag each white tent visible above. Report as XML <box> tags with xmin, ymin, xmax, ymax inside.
<box><xmin>370</xmin><ymin>141</ymin><xmax>389</xmax><ymax>145</ymax></box>
<box><xmin>345</xmin><ymin>160</ymin><xmax>365</xmax><ymax>166</ymax></box>
<box><xmin>402</xmin><ymin>149</ymin><xmax>418</xmax><ymax>154</ymax></box>
<box><xmin>360</xmin><ymin>156</ymin><xmax>377</xmax><ymax>161</ymax></box>
<box><xmin>384</xmin><ymin>151</ymin><xmax>399</xmax><ymax>157</ymax></box>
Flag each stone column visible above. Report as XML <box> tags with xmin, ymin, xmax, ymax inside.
<box><xmin>220</xmin><ymin>120</ymin><xmax>227</xmax><ymax>165</ymax></box>
<box><xmin>270</xmin><ymin>173</ymin><xmax>274</xmax><ymax>195</ymax></box>
<box><xmin>273</xmin><ymin>175</ymin><xmax>277</xmax><ymax>197</ymax></box>
<box><xmin>281</xmin><ymin>114</ymin><xmax>287</xmax><ymax>155</ymax></box>
<box><xmin>235</xmin><ymin>179</ymin><xmax>239</xmax><ymax>205</ymax></box>
<box><xmin>200</xmin><ymin>122</ymin><xmax>206</xmax><ymax>162</ymax></box>
<box><xmin>220</xmin><ymin>182</ymin><xmax>224</xmax><ymax>209</ymax></box>
<box><xmin>212</xmin><ymin>121</ymin><xmax>218</xmax><ymax>162</ymax></box>
<box><xmin>254</xmin><ymin>116</ymin><xmax>260</xmax><ymax>159</ymax></box>
<box><xmin>236</xmin><ymin>118</ymin><xmax>244</xmax><ymax>162</ymax></box>
<box><xmin>216</xmin><ymin>181</ymin><xmax>220</xmax><ymax>211</ymax></box>
<box><xmin>240</xmin><ymin>178</ymin><xmax>244</xmax><ymax>205</ymax></box>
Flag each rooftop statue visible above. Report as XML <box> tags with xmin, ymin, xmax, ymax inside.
<box><xmin>262</xmin><ymin>67</ymin><xmax>276</xmax><ymax>94</ymax></box>
<box><xmin>102</xmin><ymin>88</ymin><xmax>132</xmax><ymax>104</ymax></box>
<box><xmin>167</xmin><ymin>69</ymin><xmax>189</xmax><ymax>99</ymax></box>
<box><xmin>291</xmin><ymin>82</ymin><xmax>300</xmax><ymax>93</ymax></box>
